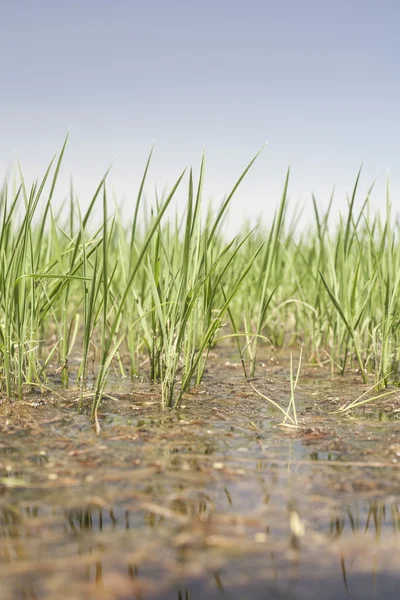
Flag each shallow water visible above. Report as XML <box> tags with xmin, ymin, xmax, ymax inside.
<box><xmin>0</xmin><ymin>360</ymin><xmax>399</xmax><ymax>599</ymax></box>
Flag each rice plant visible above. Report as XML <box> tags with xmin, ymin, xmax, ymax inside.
<box><xmin>0</xmin><ymin>139</ymin><xmax>399</xmax><ymax>420</ymax></box>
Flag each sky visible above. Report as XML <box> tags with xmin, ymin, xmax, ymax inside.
<box><xmin>0</xmin><ymin>0</ymin><xmax>399</xmax><ymax>231</ymax></box>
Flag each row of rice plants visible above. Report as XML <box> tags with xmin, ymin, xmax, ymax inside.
<box><xmin>0</xmin><ymin>140</ymin><xmax>399</xmax><ymax>419</ymax></box>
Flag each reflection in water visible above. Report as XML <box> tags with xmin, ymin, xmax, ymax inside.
<box><xmin>1</xmin><ymin>387</ymin><xmax>400</xmax><ymax>599</ymax></box>
<box><xmin>1</xmin><ymin>499</ymin><xmax>399</xmax><ymax>547</ymax></box>
<box><xmin>328</xmin><ymin>502</ymin><xmax>400</xmax><ymax>596</ymax></box>
<box><xmin>66</xmin><ymin>508</ymin><xmax>117</xmax><ymax>533</ymax></box>
<box><xmin>0</xmin><ymin>497</ymin><xmax>399</xmax><ymax>599</ymax></box>
<box><xmin>329</xmin><ymin>501</ymin><xmax>400</xmax><ymax>539</ymax></box>
<box><xmin>309</xmin><ymin>451</ymin><xmax>337</xmax><ymax>461</ymax></box>
<box><xmin>213</xmin><ymin>571</ymin><xmax>225</xmax><ymax>593</ymax></box>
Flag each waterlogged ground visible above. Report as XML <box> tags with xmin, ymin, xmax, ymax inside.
<box><xmin>1</xmin><ymin>355</ymin><xmax>400</xmax><ymax>599</ymax></box>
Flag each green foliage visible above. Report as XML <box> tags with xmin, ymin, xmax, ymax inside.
<box><xmin>0</xmin><ymin>140</ymin><xmax>399</xmax><ymax>420</ymax></box>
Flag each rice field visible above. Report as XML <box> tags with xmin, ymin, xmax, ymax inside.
<box><xmin>2</xmin><ymin>138</ymin><xmax>400</xmax><ymax>600</ymax></box>
<box><xmin>1</xmin><ymin>137</ymin><xmax>400</xmax><ymax>419</ymax></box>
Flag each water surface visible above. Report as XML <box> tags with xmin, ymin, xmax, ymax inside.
<box><xmin>1</xmin><ymin>360</ymin><xmax>399</xmax><ymax>599</ymax></box>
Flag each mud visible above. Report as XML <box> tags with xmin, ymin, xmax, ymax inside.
<box><xmin>0</xmin><ymin>355</ymin><xmax>399</xmax><ymax>599</ymax></box>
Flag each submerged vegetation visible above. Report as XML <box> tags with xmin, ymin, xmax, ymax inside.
<box><xmin>0</xmin><ymin>137</ymin><xmax>399</xmax><ymax>418</ymax></box>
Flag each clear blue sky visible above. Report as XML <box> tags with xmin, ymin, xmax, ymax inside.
<box><xmin>1</xmin><ymin>0</ymin><xmax>399</xmax><ymax>230</ymax></box>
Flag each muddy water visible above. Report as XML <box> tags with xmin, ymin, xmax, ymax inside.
<box><xmin>0</xmin><ymin>360</ymin><xmax>399</xmax><ymax>599</ymax></box>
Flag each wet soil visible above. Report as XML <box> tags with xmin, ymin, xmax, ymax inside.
<box><xmin>0</xmin><ymin>354</ymin><xmax>399</xmax><ymax>599</ymax></box>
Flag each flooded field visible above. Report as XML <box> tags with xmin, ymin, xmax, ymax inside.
<box><xmin>1</xmin><ymin>357</ymin><xmax>399</xmax><ymax>599</ymax></box>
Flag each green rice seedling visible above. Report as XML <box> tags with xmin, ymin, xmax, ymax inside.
<box><xmin>335</xmin><ymin>375</ymin><xmax>398</xmax><ymax>412</ymax></box>
<box><xmin>1</xmin><ymin>137</ymin><xmax>400</xmax><ymax>411</ymax></box>
<box><xmin>0</xmin><ymin>139</ymin><xmax>113</xmax><ymax>397</ymax></box>
<box><xmin>284</xmin><ymin>349</ymin><xmax>302</xmax><ymax>426</ymax></box>
<box><xmin>249</xmin><ymin>169</ymin><xmax>289</xmax><ymax>376</ymax></box>
<box><xmin>174</xmin><ymin>237</ymin><xmax>264</xmax><ymax>408</ymax></box>
<box><xmin>121</xmin><ymin>149</ymin><xmax>154</xmax><ymax>378</ymax></box>
<box><xmin>363</xmin><ymin>180</ymin><xmax>400</xmax><ymax>388</ymax></box>
<box><xmin>319</xmin><ymin>269</ymin><xmax>369</xmax><ymax>383</ymax></box>
<box><xmin>250</xmin><ymin>350</ymin><xmax>301</xmax><ymax>427</ymax></box>
<box><xmin>0</xmin><ymin>148</ymin><xmax>63</xmax><ymax>395</ymax></box>
<box><xmin>312</xmin><ymin>173</ymin><xmax>400</xmax><ymax>388</ymax></box>
<box><xmin>136</xmin><ymin>150</ymin><xmax>264</xmax><ymax>408</ymax></box>
<box><xmin>91</xmin><ymin>168</ymin><xmax>186</xmax><ymax>421</ymax></box>
<box><xmin>313</xmin><ymin>174</ymin><xmax>376</xmax><ymax>381</ymax></box>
